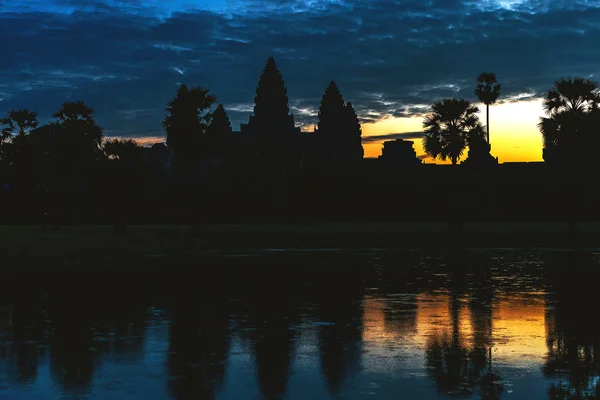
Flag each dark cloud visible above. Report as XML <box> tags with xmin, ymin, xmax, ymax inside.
<box><xmin>361</xmin><ymin>132</ymin><xmax>426</xmax><ymax>143</ymax></box>
<box><xmin>1</xmin><ymin>0</ymin><xmax>600</xmax><ymax>139</ymax></box>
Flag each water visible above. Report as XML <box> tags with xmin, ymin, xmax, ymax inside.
<box><xmin>0</xmin><ymin>248</ymin><xmax>598</xmax><ymax>399</ymax></box>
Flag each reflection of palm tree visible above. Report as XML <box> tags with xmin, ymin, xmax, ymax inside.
<box><xmin>423</xmin><ymin>99</ymin><xmax>485</xmax><ymax>165</ymax></box>
<box><xmin>469</xmin><ymin>269</ymin><xmax>504</xmax><ymax>400</ymax></box>
<box><xmin>8</xmin><ymin>298</ymin><xmax>45</xmax><ymax>385</ymax></box>
<box><xmin>48</xmin><ymin>295</ymin><xmax>100</xmax><ymax>394</ymax></box>
<box><xmin>426</xmin><ymin>286</ymin><xmax>474</xmax><ymax>397</ymax></box>
<box><xmin>426</xmin><ymin>256</ymin><xmax>504</xmax><ymax>399</ymax></box>
<box><xmin>544</xmin><ymin>251</ymin><xmax>600</xmax><ymax>399</ymax></box>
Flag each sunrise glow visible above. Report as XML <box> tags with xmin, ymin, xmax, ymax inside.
<box><xmin>362</xmin><ymin>99</ymin><xmax>546</xmax><ymax>164</ymax></box>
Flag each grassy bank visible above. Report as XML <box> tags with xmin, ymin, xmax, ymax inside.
<box><xmin>1</xmin><ymin>221</ymin><xmax>599</xmax><ymax>265</ymax></box>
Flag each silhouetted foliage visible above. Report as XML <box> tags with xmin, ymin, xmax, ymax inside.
<box><xmin>98</xmin><ymin>138</ymin><xmax>148</xmax><ymax>231</ymax></box>
<box><xmin>544</xmin><ymin>252</ymin><xmax>600</xmax><ymax>400</ymax></box>
<box><xmin>475</xmin><ymin>73</ymin><xmax>501</xmax><ymax>143</ymax></box>
<box><xmin>423</xmin><ymin>98</ymin><xmax>485</xmax><ymax>165</ymax></box>
<box><xmin>0</xmin><ymin>109</ymin><xmax>40</xmax><ymax>194</ymax></box>
<box><xmin>163</xmin><ymin>84</ymin><xmax>217</xmax><ymax>164</ymax></box>
<box><xmin>539</xmin><ymin>77</ymin><xmax>600</xmax><ymax>168</ymax></box>
<box><xmin>0</xmin><ymin>109</ymin><xmax>38</xmax><ymax>138</ymax></box>
<box><xmin>51</xmin><ymin>101</ymin><xmax>104</xmax><ymax>170</ymax></box>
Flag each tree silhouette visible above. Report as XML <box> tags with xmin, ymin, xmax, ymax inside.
<box><xmin>0</xmin><ymin>109</ymin><xmax>39</xmax><ymax>138</ymax></box>
<box><xmin>103</xmin><ymin>138</ymin><xmax>144</xmax><ymax>162</ymax></box>
<box><xmin>205</xmin><ymin>104</ymin><xmax>232</xmax><ymax>159</ymax></box>
<box><xmin>98</xmin><ymin>138</ymin><xmax>148</xmax><ymax>231</ymax></box>
<box><xmin>543</xmin><ymin>252</ymin><xmax>600</xmax><ymax>399</ymax></box>
<box><xmin>538</xmin><ymin>77</ymin><xmax>600</xmax><ymax>167</ymax></box>
<box><xmin>423</xmin><ymin>98</ymin><xmax>485</xmax><ymax>165</ymax></box>
<box><xmin>51</xmin><ymin>101</ymin><xmax>103</xmax><ymax>171</ymax></box>
<box><xmin>0</xmin><ymin>109</ymin><xmax>40</xmax><ymax>193</ymax></box>
<box><xmin>163</xmin><ymin>84</ymin><xmax>217</xmax><ymax>163</ymax></box>
<box><xmin>474</xmin><ymin>73</ymin><xmax>501</xmax><ymax>144</ymax></box>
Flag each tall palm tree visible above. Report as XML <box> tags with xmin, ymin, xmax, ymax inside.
<box><xmin>51</xmin><ymin>101</ymin><xmax>104</xmax><ymax>168</ymax></box>
<box><xmin>474</xmin><ymin>73</ymin><xmax>501</xmax><ymax>144</ymax></box>
<box><xmin>538</xmin><ymin>77</ymin><xmax>600</xmax><ymax>165</ymax></box>
<box><xmin>0</xmin><ymin>109</ymin><xmax>38</xmax><ymax>139</ymax></box>
<box><xmin>163</xmin><ymin>84</ymin><xmax>217</xmax><ymax>164</ymax></box>
<box><xmin>423</xmin><ymin>98</ymin><xmax>484</xmax><ymax>165</ymax></box>
<box><xmin>0</xmin><ymin>109</ymin><xmax>40</xmax><ymax>193</ymax></box>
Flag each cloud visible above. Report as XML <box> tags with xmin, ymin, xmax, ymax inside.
<box><xmin>362</xmin><ymin>132</ymin><xmax>426</xmax><ymax>143</ymax></box>
<box><xmin>1</xmin><ymin>0</ymin><xmax>600</xmax><ymax>138</ymax></box>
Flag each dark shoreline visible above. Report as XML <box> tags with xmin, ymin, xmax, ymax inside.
<box><xmin>2</xmin><ymin>222</ymin><xmax>599</xmax><ymax>260</ymax></box>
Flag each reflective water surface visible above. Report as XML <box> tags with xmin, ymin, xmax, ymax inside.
<box><xmin>0</xmin><ymin>248</ymin><xmax>599</xmax><ymax>399</ymax></box>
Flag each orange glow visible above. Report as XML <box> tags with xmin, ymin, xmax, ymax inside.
<box><xmin>362</xmin><ymin>296</ymin><xmax>418</xmax><ymax>342</ymax></box>
<box><xmin>492</xmin><ymin>294</ymin><xmax>547</xmax><ymax>360</ymax></box>
<box><xmin>106</xmin><ymin>135</ymin><xmax>165</xmax><ymax>147</ymax></box>
<box><xmin>361</xmin><ymin>99</ymin><xmax>545</xmax><ymax>164</ymax></box>
<box><xmin>361</xmin><ymin>292</ymin><xmax>548</xmax><ymax>366</ymax></box>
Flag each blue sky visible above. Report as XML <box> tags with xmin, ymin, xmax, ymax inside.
<box><xmin>1</xmin><ymin>0</ymin><xmax>599</xmax><ymax>151</ymax></box>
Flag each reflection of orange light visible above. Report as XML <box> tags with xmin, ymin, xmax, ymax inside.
<box><xmin>362</xmin><ymin>296</ymin><xmax>404</xmax><ymax>342</ymax></box>
<box><xmin>492</xmin><ymin>294</ymin><xmax>547</xmax><ymax>360</ymax></box>
<box><xmin>415</xmin><ymin>293</ymin><xmax>474</xmax><ymax>347</ymax></box>
<box><xmin>361</xmin><ymin>292</ymin><xmax>547</xmax><ymax>366</ymax></box>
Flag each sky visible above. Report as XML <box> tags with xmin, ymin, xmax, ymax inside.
<box><xmin>1</xmin><ymin>0</ymin><xmax>599</xmax><ymax>163</ymax></box>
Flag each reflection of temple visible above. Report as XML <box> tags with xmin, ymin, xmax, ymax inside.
<box><xmin>242</xmin><ymin>272</ymin><xmax>300</xmax><ymax>400</ymax></box>
<box><xmin>167</xmin><ymin>301</ymin><xmax>231</xmax><ymax>400</ymax></box>
<box><xmin>315</xmin><ymin>275</ymin><xmax>364</xmax><ymax>396</ymax></box>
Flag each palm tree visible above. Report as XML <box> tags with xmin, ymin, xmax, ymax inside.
<box><xmin>423</xmin><ymin>99</ymin><xmax>485</xmax><ymax>165</ymax></box>
<box><xmin>51</xmin><ymin>101</ymin><xmax>104</xmax><ymax>169</ymax></box>
<box><xmin>0</xmin><ymin>110</ymin><xmax>40</xmax><ymax>195</ymax></box>
<box><xmin>103</xmin><ymin>138</ymin><xmax>144</xmax><ymax>162</ymax></box>
<box><xmin>538</xmin><ymin>77</ymin><xmax>600</xmax><ymax>166</ymax></box>
<box><xmin>99</xmin><ymin>138</ymin><xmax>146</xmax><ymax>232</ymax></box>
<box><xmin>0</xmin><ymin>109</ymin><xmax>38</xmax><ymax>139</ymax></box>
<box><xmin>163</xmin><ymin>84</ymin><xmax>217</xmax><ymax>164</ymax></box>
<box><xmin>474</xmin><ymin>73</ymin><xmax>501</xmax><ymax>144</ymax></box>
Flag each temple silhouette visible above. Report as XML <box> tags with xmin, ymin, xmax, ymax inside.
<box><xmin>1</xmin><ymin>57</ymin><xmax>599</xmax><ymax>226</ymax></box>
